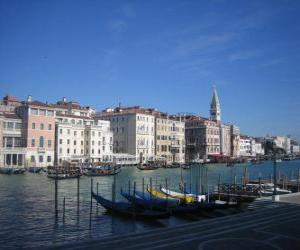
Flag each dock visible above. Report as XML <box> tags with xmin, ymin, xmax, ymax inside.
<box><xmin>47</xmin><ymin>193</ymin><xmax>300</xmax><ymax>250</ymax></box>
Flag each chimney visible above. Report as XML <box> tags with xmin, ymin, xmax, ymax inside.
<box><xmin>27</xmin><ymin>95</ymin><xmax>32</xmax><ymax>102</ymax></box>
<box><xmin>62</xmin><ymin>97</ymin><xmax>67</xmax><ymax>102</ymax></box>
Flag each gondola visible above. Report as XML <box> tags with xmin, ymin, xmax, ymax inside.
<box><xmin>148</xmin><ymin>188</ymin><xmax>195</xmax><ymax>203</ymax></box>
<box><xmin>123</xmin><ymin>190</ymin><xmax>216</xmax><ymax>214</ymax></box>
<box><xmin>85</xmin><ymin>165</ymin><xmax>121</xmax><ymax>176</ymax></box>
<box><xmin>27</xmin><ymin>167</ymin><xmax>43</xmax><ymax>173</ymax></box>
<box><xmin>160</xmin><ymin>187</ymin><xmax>206</xmax><ymax>202</ymax></box>
<box><xmin>137</xmin><ymin>164</ymin><xmax>159</xmax><ymax>170</ymax></box>
<box><xmin>92</xmin><ymin>191</ymin><xmax>170</xmax><ymax>219</ymax></box>
<box><xmin>121</xmin><ymin>191</ymin><xmax>179</xmax><ymax>210</ymax></box>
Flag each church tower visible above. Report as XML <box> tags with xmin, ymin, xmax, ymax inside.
<box><xmin>210</xmin><ymin>86</ymin><xmax>221</xmax><ymax>122</ymax></box>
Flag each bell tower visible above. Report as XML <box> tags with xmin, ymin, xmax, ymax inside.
<box><xmin>210</xmin><ymin>85</ymin><xmax>221</xmax><ymax>122</ymax></box>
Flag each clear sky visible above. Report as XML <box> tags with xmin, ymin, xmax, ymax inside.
<box><xmin>0</xmin><ymin>0</ymin><xmax>300</xmax><ymax>140</ymax></box>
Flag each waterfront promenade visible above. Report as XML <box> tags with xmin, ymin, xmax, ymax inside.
<box><xmin>49</xmin><ymin>195</ymin><xmax>300</xmax><ymax>250</ymax></box>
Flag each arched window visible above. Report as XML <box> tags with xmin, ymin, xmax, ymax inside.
<box><xmin>39</xmin><ymin>136</ymin><xmax>44</xmax><ymax>147</ymax></box>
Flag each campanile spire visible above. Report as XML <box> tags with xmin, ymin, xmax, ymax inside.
<box><xmin>210</xmin><ymin>85</ymin><xmax>221</xmax><ymax>122</ymax></box>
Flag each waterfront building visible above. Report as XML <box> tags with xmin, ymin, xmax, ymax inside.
<box><xmin>220</xmin><ymin>124</ymin><xmax>231</xmax><ymax>156</ymax></box>
<box><xmin>17</xmin><ymin>97</ymin><xmax>56</xmax><ymax>167</ymax></box>
<box><xmin>239</xmin><ymin>136</ymin><xmax>252</xmax><ymax>157</ymax></box>
<box><xmin>291</xmin><ymin>144</ymin><xmax>300</xmax><ymax>155</ymax></box>
<box><xmin>230</xmin><ymin>125</ymin><xmax>240</xmax><ymax>157</ymax></box>
<box><xmin>55</xmin><ymin>114</ymin><xmax>113</xmax><ymax>165</ymax></box>
<box><xmin>251</xmin><ymin>139</ymin><xmax>264</xmax><ymax>157</ymax></box>
<box><xmin>185</xmin><ymin>116</ymin><xmax>220</xmax><ymax>161</ymax></box>
<box><xmin>0</xmin><ymin>115</ymin><xmax>2</xmax><ymax>165</ymax></box>
<box><xmin>97</xmin><ymin>106</ymin><xmax>185</xmax><ymax>164</ymax></box>
<box><xmin>97</xmin><ymin>107</ymin><xmax>155</xmax><ymax>163</ymax></box>
<box><xmin>273</xmin><ymin>136</ymin><xmax>291</xmax><ymax>154</ymax></box>
<box><xmin>155</xmin><ymin>113</ymin><xmax>185</xmax><ymax>164</ymax></box>
<box><xmin>1</xmin><ymin>113</ymin><xmax>27</xmax><ymax>167</ymax></box>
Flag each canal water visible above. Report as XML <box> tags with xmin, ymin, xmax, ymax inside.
<box><xmin>0</xmin><ymin>160</ymin><xmax>299</xmax><ymax>249</ymax></box>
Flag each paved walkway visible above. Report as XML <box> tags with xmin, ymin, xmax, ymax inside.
<box><xmin>48</xmin><ymin>195</ymin><xmax>300</xmax><ymax>250</ymax></box>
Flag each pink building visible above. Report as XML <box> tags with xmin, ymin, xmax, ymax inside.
<box><xmin>17</xmin><ymin>99</ymin><xmax>56</xmax><ymax>167</ymax></box>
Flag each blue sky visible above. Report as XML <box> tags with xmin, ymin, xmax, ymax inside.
<box><xmin>0</xmin><ymin>0</ymin><xmax>300</xmax><ymax>140</ymax></box>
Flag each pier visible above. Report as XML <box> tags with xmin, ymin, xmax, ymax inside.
<box><xmin>47</xmin><ymin>193</ymin><xmax>300</xmax><ymax>250</ymax></box>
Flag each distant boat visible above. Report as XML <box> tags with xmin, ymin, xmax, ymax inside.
<box><xmin>275</xmin><ymin>159</ymin><xmax>282</xmax><ymax>163</ymax></box>
<box><xmin>92</xmin><ymin>191</ymin><xmax>170</xmax><ymax>219</ymax></box>
<box><xmin>137</xmin><ymin>163</ymin><xmax>159</xmax><ymax>170</ymax></box>
<box><xmin>0</xmin><ymin>167</ymin><xmax>25</xmax><ymax>175</ymax></box>
<box><xmin>85</xmin><ymin>165</ymin><xmax>120</xmax><ymax>176</ymax></box>
<box><xmin>181</xmin><ymin>164</ymin><xmax>191</xmax><ymax>170</ymax></box>
<box><xmin>47</xmin><ymin>165</ymin><xmax>81</xmax><ymax>179</ymax></box>
<box><xmin>27</xmin><ymin>167</ymin><xmax>43</xmax><ymax>173</ymax></box>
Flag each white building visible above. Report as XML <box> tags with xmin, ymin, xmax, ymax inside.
<box><xmin>251</xmin><ymin>140</ymin><xmax>264</xmax><ymax>157</ymax></box>
<box><xmin>239</xmin><ymin>136</ymin><xmax>251</xmax><ymax>157</ymax></box>
<box><xmin>273</xmin><ymin>136</ymin><xmax>291</xmax><ymax>154</ymax></box>
<box><xmin>291</xmin><ymin>144</ymin><xmax>300</xmax><ymax>155</ymax></box>
<box><xmin>1</xmin><ymin>113</ymin><xmax>27</xmax><ymax>167</ymax></box>
<box><xmin>55</xmin><ymin>114</ymin><xmax>113</xmax><ymax>165</ymax></box>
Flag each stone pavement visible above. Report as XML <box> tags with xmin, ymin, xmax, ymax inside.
<box><xmin>48</xmin><ymin>195</ymin><xmax>300</xmax><ymax>250</ymax></box>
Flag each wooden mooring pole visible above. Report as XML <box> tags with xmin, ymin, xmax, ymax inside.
<box><xmin>55</xmin><ymin>178</ymin><xmax>58</xmax><ymax>218</ymax></box>
<box><xmin>89</xmin><ymin>178</ymin><xmax>93</xmax><ymax>230</ymax></box>
<box><xmin>63</xmin><ymin>197</ymin><xmax>66</xmax><ymax>224</ymax></box>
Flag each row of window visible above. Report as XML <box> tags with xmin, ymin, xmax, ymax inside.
<box><xmin>30</xmin><ymin>108</ymin><xmax>54</xmax><ymax>116</ymax></box>
<box><xmin>30</xmin><ymin>155</ymin><xmax>52</xmax><ymax>163</ymax></box>
<box><xmin>59</xmin><ymin>146</ymin><xmax>112</xmax><ymax>155</ymax></box>
<box><xmin>32</xmin><ymin>123</ymin><xmax>52</xmax><ymax>130</ymax></box>
<box><xmin>3</xmin><ymin>122</ymin><xmax>22</xmax><ymax>130</ymax></box>
<box><xmin>59</xmin><ymin>129</ymin><xmax>111</xmax><ymax>139</ymax></box>
<box><xmin>59</xmin><ymin>138</ymin><xmax>111</xmax><ymax>146</ymax></box>
<box><xmin>207</xmin><ymin>147</ymin><xmax>220</xmax><ymax>153</ymax></box>
<box><xmin>31</xmin><ymin>137</ymin><xmax>51</xmax><ymax>148</ymax></box>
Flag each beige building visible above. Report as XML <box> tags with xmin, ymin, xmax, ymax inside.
<box><xmin>220</xmin><ymin>124</ymin><xmax>231</xmax><ymax>156</ymax></box>
<box><xmin>155</xmin><ymin>114</ymin><xmax>185</xmax><ymax>164</ymax></box>
<box><xmin>185</xmin><ymin>116</ymin><xmax>220</xmax><ymax>161</ymax></box>
<box><xmin>231</xmin><ymin>125</ymin><xmax>240</xmax><ymax>157</ymax></box>
<box><xmin>97</xmin><ymin>107</ymin><xmax>155</xmax><ymax>163</ymax></box>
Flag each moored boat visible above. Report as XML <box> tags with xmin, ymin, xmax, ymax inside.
<box><xmin>160</xmin><ymin>187</ymin><xmax>206</xmax><ymax>202</ymax></box>
<box><xmin>0</xmin><ymin>167</ymin><xmax>25</xmax><ymax>174</ymax></box>
<box><xmin>92</xmin><ymin>191</ymin><xmax>170</xmax><ymax>219</ymax></box>
<box><xmin>27</xmin><ymin>167</ymin><xmax>43</xmax><ymax>173</ymax></box>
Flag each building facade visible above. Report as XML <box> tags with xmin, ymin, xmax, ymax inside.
<box><xmin>1</xmin><ymin>113</ymin><xmax>27</xmax><ymax>167</ymax></box>
<box><xmin>97</xmin><ymin>106</ymin><xmax>185</xmax><ymax>164</ymax></box>
<box><xmin>155</xmin><ymin>114</ymin><xmax>185</xmax><ymax>164</ymax></box>
<box><xmin>56</xmin><ymin>114</ymin><xmax>113</xmax><ymax>165</ymax></box>
<box><xmin>97</xmin><ymin>107</ymin><xmax>155</xmax><ymax>163</ymax></box>
<box><xmin>220</xmin><ymin>124</ymin><xmax>231</xmax><ymax>156</ymax></box>
<box><xmin>17</xmin><ymin>100</ymin><xmax>56</xmax><ymax>167</ymax></box>
<box><xmin>185</xmin><ymin>116</ymin><xmax>220</xmax><ymax>161</ymax></box>
<box><xmin>273</xmin><ymin>136</ymin><xmax>291</xmax><ymax>154</ymax></box>
<box><xmin>230</xmin><ymin>125</ymin><xmax>240</xmax><ymax>157</ymax></box>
